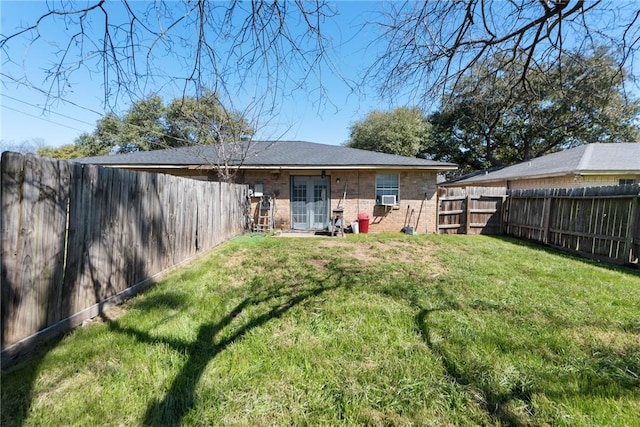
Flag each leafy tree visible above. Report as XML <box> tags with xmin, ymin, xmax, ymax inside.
<box><xmin>4</xmin><ymin>1</ymin><xmax>640</xmax><ymax>167</ymax></box>
<box><xmin>346</xmin><ymin>107</ymin><xmax>431</xmax><ymax>157</ymax></box>
<box><xmin>75</xmin><ymin>113</ymin><xmax>123</xmax><ymax>156</ymax></box>
<box><xmin>166</xmin><ymin>93</ymin><xmax>253</xmax><ymax>146</ymax></box>
<box><xmin>73</xmin><ymin>94</ymin><xmax>254</xmax><ymax>157</ymax></box>
<box><xmin>425</xmin><ymin>49</ymin><xmax>640</xmax><ymax>174</ymax></box>
<box><xmin>119</xmin><ymin>95</ymin><xmax>168</xmax><ymax>152</ymax></box>
<box><xmin>37</xmin><ymin>144</ymin><xmax>87</xmax><ymax>160</ymax></box>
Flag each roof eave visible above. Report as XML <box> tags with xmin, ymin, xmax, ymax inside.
<box><xmin>453</xmin><ymin>171</ymin><xmax>569</xmax><ymax>185</ymax></box>
<box><xmin>238</xmin><ymin>164</ymin><xmax>458</xmax><ymax>171</ymax></box>
<box><xmin>578</xmin><ymin>170</ymin><xmax>640</xmax><ymax>176</ymax></box>
<box><xmin>452</xmin><ymin>169</ymin><xmax>640</xmax><ymax>185</ymax></box>
<box><xmin>91</xmin><ymin>163</ymin><xmax>458</xmax><ymax>172</ymax></box>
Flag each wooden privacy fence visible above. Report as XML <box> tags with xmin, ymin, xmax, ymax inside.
<box><xmin>505</xmin><ymin>185</ymin><xmax>640</xmax><ymax>266</ymax></box>
<box><xmin>1</xmin><ymin>152</ymin><xmax>247</xmax><ymax>361</ymax></box>
<box><xmin>437</xmin><ymin>187</ymin><xmax>507</xmax><ymax>235</ymax></box>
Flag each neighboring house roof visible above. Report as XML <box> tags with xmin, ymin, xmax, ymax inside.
<box><xmin>75</xmin><ymin>140</ymin><xmax>457</xmax><ymax>171</ymax></box>
<box><xmin>450</xmin><ymin>143</ymin><xmax>640</xmax><ymax>185</ymax></box>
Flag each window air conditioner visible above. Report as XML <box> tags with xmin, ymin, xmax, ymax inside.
<box><xmin>380</xmin><ymin>195</ymin><xmax>396</xmax><ymax>206</ymax></box>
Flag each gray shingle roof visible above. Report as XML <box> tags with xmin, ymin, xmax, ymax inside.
<box><xmin>75</xmin><ymin>140</ymin><xmax>457</xmax><ymax>170</ymax></box>
<box><xmin>455</xmin><ymin>143</ymin><xmax>640</xmax><ymax>184</ymax></box>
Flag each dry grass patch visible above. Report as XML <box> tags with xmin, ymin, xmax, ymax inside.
<box><xmin>572</xmin><ymin>326</ymin><xmax>640</xmax><ymax>350</ymax></box>
<box><xmin>318</xmin><ymin>236</ymin><xmax>445</xmax><ymax>275</ymax></box>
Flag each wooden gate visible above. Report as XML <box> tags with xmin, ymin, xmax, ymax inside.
<box><xmin>437</xmin><ymin>187</ymin><xmax>507</xmax><ymax>235</ymax></box>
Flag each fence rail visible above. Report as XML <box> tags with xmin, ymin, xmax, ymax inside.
<box><xmin>439</xmin><ymin>184</ymin><xmax>639</xmax><ymax>267</ymax></box>
<box><xmin>1</xmin><ymin>152</ymin><xmax>247</xmax><ymax>362</ymax></box>
<box><xmin>437</xmin><ymin>187</ymin><xmax>507</xmax><ymax>235</ymax></box>
<box><xmin>505</xmin><ymin>185</ymin><xmax>640</xmax><ymax>266</ymax></box>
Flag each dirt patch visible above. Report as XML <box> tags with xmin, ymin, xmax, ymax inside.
<box><xmin>81</xmin><ymin>304</ymin><xmax>128</xmax><ymax>326</ymax></box>
<box><xmin>224</xmin><ymin>249</ymin><xmax>251</xmax><ymax>269</ymax></box>
<box><xmin>308</xmin><ymin>258</ymin><xmax>330</xmax><ymax>271</ymax></box>
<box><xmin>313</xmin><ymin>238</ymin><xmax>446</xmax><ymax>277</ymax></box>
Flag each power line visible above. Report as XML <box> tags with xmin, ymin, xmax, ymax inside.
<box><xmin>1</xmin><ymin>105</ymin><xmax>88</xmax><ymax>134</ymax></box>
<box><xmin>1</xmin><ymin>73</ymin><xmax>248</xmax><ymax>149</ymax></box>
<box><xmin>0</xmin><ymin>72</ymin><xmax>106</xmax><ymax>117</ymax></box>
<box><xmin>2</xmin><ymin>94</ymin><xmax>97</xmax><ymax>127</ymax></box>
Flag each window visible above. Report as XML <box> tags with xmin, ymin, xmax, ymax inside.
<box><xmin>252</xmin><ymin>181</ymin><xmax>264</xmax><ymax>197</ymax></box>
<box><xmin>619</xmin><ymin>179</ymin><xmax>638</xmax><ymax>185</ymax></box>
<box><xmin>375</xmin><ymin>173</ymin><xmax>399</xmax><ymax>205</ymax></box>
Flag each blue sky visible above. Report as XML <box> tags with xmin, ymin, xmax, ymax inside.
<box><xmin>1</xmin><ymin>1</ymin><xmax>403</xmax><ymax>150</ymax></box>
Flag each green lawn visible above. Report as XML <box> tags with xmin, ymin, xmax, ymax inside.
<box><xmin>2</xmin><ymin>234</ymin><xmax>639</xmax><ymax>426</ymax></box>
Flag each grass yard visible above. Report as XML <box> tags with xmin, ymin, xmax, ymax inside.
<box><xmin>2</xmin><ymin>234</ymin><xmax>639</xmax><ymax>426</ymax></box>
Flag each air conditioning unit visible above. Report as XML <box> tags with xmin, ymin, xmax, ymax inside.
<box><xmin>380</xmin><ymin>195</ymin><xmax>397</xmax><ymax>206</ymax></box>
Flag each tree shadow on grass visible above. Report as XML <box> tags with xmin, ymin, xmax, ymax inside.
<box><xmin>488</xmin><ymin>235</ymin><xmax>640</xmax><ymax>276</ymax></box>
<box><xmin>0</xmin><ymin>334</ymin><xmax>68</xmax><ymax>427</ymax></box>
<box><xmin>108</xmin><ymin>263</ymin><xmax>356</xmax><ymax>426</ymax></box>
<box><xmin>415</xmin><ymin>306</ymin><xmax>533</xmax><ymax>426</ymax></box>
<box><xmin>414</xmin><ymin>296</ymin><xmax>640</xmax><ymax>427</ymax></box>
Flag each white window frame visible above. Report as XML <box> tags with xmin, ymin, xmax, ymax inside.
<box><xmin>375</xmin><ymin>173</ymin><xmax>400</xmax><ymax>205</ymax></box>
<box><xmin>619</xmin><ymin>178</ymin><xmax>638</xmax><ymax>185</ymax></box>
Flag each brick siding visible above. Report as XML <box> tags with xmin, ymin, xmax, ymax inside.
<box><xmin>240</xmin><ymin>169</ymin><xmax>439</xmax><ymax>233</ymax></box>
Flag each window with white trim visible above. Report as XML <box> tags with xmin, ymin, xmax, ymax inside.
<box><xmin>619</xmin><ymin>178</ymin><xmax>638</xmax><ymax>185</ymax></box>
<box><xmin>375</xmin><ymin>173</ymin><xmax>399</xmax><ymax>205</ymax></box>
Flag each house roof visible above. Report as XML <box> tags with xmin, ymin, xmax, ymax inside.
<box><xmin>451</xmin><ymin>143</ymin><xmax>640</xmax><ymax>185</ymax></box>
<box><xmin>75</xmin><ymin>140</ymin><xmax>457</xmax><ymax>171</ymax></box>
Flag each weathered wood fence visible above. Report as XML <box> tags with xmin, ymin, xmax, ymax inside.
<box><xmin>437</xmin><ymin>187</ymin><xmax>507</xmax><ymax>235</ymax></box>
<box><xmin>1</xmin><ymin>152</ymin><xmax>247</xmax><ymax>362</ymax></box>
<box><xmin>438</xmin><ymin>184</ymin><xmax>639</xmax><ymax>266</ymax></box>
<box><xmin>505</xmin><ymin>185</ymin><xmax>640</xmax><ymax>266</ymax></box>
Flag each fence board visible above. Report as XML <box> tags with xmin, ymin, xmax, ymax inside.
<box><xmin>438</xmin><ymin>187</ymin><xmax>507</xmax><ymax>234</ymax></box>
<box><xmin>1</xmin><ymin>154</ymin><xmax>24</xmax><ymax>346</ymax></box>
<box><xmin>1</xmin><ymin>154</ymin><xmax>71</xmax><ymax>345</ymax></box>
<box><xmin>506</xmin><ymin>185</ymin><xmax>640</xmax><ymax>266</ymax></box>
<box><xmin>444</xmin><ymin>184</ymin><xmax>639</xmax><ymax>266</ymax></box>
<box><xmin>2</xmin><ymin>153</ymin><xmax>248</xmax><ymax>361</ymax></box>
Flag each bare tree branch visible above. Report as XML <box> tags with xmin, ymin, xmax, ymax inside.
<box><xmin>1</xmin><ymin>1</ymin><xmax>338</xmax><ymax>117</ymax></box>
<box><xmin>367</xmin><ymin>0</ymin><xmax>640</xmax><ymax>106</ymax></box>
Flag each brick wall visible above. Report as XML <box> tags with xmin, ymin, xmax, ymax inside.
<box><xmin>240</xmin><ymin>169</ymin><xmax>439</xmax><ymax>233</ymax></box>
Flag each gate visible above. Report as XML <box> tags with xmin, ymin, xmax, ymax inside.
<box><xmin>437</xmin><ymin>187</ymin><xmax>507</xmax><ymax>235</ymax></box>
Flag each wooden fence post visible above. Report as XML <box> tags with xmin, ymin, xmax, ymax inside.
<box><xmin>626</xmin><ymin>195</ymin><xmax>639</xmax><ymax>264</ymax></box>
<box><xmin>502</xmin><ymin>194</ymin><xmax>511</xmax><ymax>235</ymax></box>
<box><xmin>542</xmin><ymin>195</ymin><xmax>552</xmax><ymax>245</ymax></box>
<box><xmin>465</xmin><ymin>194</ymin><xmax>471</xmax><ymax>235</ymax></box>
<box><xmin>436</xmin><ymin>192</ymin><xmax>441</xmax><ymax>234</ymax></box>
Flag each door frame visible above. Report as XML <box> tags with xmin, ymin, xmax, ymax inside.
<box><xmin>290</xmin><ymin>175</ymin><xmax>331</xmax><ymax>230</ymax></box>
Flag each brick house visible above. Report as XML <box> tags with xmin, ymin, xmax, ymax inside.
<box><xmin>77</xmin><ymin>140</ymin><xmax>457</xmax><ymax>233</ymax></box>
<box><xmin>443</xmin><ymin>143</ymin><xmax>640</xmax><ymax>190</ymax></box>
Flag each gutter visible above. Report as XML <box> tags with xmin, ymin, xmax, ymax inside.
<box><xmin>89</xmin><ymin>164</ymin><xmax>459</xmax><ymax>172</ymax></box>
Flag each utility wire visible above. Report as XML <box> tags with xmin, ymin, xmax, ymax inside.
<box><xmin>2</xmin><ymin>94</ymin><xmax>97</xmax><ymax>127</ymax></box>
<box><xmin>1</xmin><ymin>72</ymin><xmax>256</xmax><ymax>150</ymax></box>
<box><xmin>1</xmin><ymin>105</ymin><xmax>87</xmax><ymax>133</ymax></box>
<box><xmin>1</xmin><ymin>72</ymin><xmax>105</xmax><ymax>117</ymax></box>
